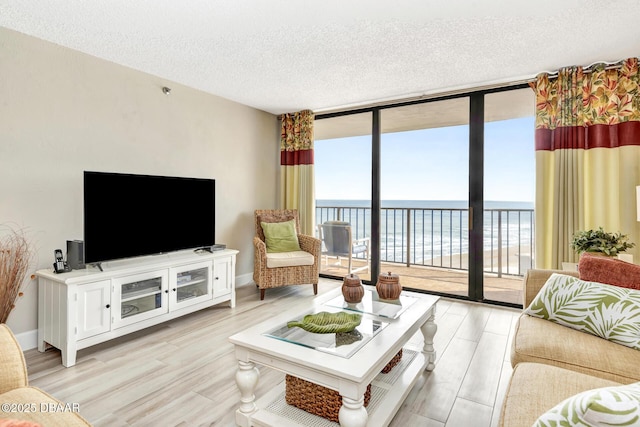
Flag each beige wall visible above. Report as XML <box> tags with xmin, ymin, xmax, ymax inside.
<box><xmin>0</xmin><ymin>27</ymin><xmax>279</xmax><ymax>336</ymax></box>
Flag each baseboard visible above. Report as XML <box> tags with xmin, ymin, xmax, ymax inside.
<box><xmin>236</xmin><ymin>272</ymin><xmax>254</xmax><ymax>287</ymax></box>
<box><xmin>15</xmin><ymin>329</ymin><xmax>38</xmax><ymax>351</ymax></box>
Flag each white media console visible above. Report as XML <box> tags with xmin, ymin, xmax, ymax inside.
<box><xmin>36</xmin><ymin>249</ymin><xmax>238</xmax><ymax>367</ymax></box>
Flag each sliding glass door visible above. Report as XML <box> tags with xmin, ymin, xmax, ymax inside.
<box><xmin>379</xmin><ymin>98</ymin><xmax>470</xmax><ymax>297</ymax></box>
<box><xmin>314</xmin><ymin>85</ymin><xmax>534</xmax><ymax>307</ymax></box>
<box><xmin>314</xmin><ymin>113</ymin><xmax>373</xmax><ymax>282</ymax></box>
<box><xmin>483</xmin><ymin>88</ymin><xmax>535</xmax><ymax>304</ymax></box>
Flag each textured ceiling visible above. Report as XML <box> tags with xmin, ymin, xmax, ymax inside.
<box><xmin>1</xmin><ymin>1</ymin><xmax>639</xmax><ymax>115</ymax></box>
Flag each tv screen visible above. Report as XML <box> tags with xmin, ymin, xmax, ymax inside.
<box><xmin>84</xmin><ymin>171</ymin><xmax>215</xmax><ymax>264</ymax></box>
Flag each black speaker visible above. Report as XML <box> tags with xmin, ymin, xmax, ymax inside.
<box><xmin>66</xmin><ymin>240</ymin><xmax>85</xmax><ymax>270</ymax></box>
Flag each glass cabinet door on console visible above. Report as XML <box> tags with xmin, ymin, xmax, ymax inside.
<box><xmin>169</xmin><ymin>261</ymin><xmax>213</xmax><ymax>309</ymax></box>
<box><xmin>112</xmin><ymin>270</ymin><xmax>169</xmax><ymax>328</ymax></box>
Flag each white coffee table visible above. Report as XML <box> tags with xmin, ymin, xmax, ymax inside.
<box><xmin>229</xmin><ymin>286</ymin><xmax>438</xmax><ymax>427</ymax></box>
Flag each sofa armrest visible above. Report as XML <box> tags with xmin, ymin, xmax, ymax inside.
<box><xmin>0</xmin><ymin>324</ymin><xmax>29</xmax><ymax>394</ymax></box>
<box><xmin>522</xmin><ymin>269</ymin><xmax>579</xmax><ymax>308</ymax></box>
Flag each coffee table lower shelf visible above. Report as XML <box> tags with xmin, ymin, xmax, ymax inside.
<box><xmin>238</xmin><ymin>348</ymin><xmax>425</xmax><ymax>427</ymax></box>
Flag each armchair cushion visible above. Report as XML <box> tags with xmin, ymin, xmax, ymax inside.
<box><xmin>266</xmin><ymin>250</ymin><xmax>315</xmax><ymax>268</ymax></box>
<box><xmin>260</xmin><ymin>219</ymin><xmax>301</xmax><ymax>253</ymax></box>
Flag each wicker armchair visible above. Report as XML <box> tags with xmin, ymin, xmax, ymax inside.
<box><xmin>253</xmin><ymin>209</ymin><xmax>321</xmax><ymax>300</ymax></box>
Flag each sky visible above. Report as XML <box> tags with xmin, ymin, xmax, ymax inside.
<box><xmin>314</xmin><ymin>116</ymin><xmax>535</xmax><ymax>203</ymax></box>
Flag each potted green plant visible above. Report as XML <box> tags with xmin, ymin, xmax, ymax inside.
<box><xmin>570</xmin><ymin>227</ymin><xmax>635</xmax><ymax>257</ymax></box>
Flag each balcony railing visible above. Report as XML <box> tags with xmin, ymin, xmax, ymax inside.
<box><xmin>316</xmin><ymin>205</ymin><xmax>534</xmax><ymax>277</ymax></box>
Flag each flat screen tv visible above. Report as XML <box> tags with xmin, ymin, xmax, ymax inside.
<box><xmin>84</xmin><ymin>171</ymin><xmax>215</xmax><ymax>264</ymax></box>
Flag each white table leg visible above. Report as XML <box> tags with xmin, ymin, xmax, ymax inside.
<box><xmin>339</xmin><ymin>395</ymin><xmax>368</xmax><ymax>427</ymax></box>
<box><xmin>235</xmin><ymin>361</ymin><xmax>260</xmax><ymax>415</ymax></box>
<box><xmin>421</xmin><ymin>311</ymin><xmax>437</xmax><ymax>371</ymax></box>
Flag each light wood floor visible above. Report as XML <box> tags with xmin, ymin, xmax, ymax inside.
<box><xmin>24</xmin><ymin>278</ymin><xmax>521</xmax><ymax>427</ymax></box>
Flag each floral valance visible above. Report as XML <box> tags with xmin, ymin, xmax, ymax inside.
<box><xmin>531</xmin><ymin>58</ymin><xmax>640</xmax><ymax>151</ymax></box>
<box><xmin>280</xmin><ymin>109</ymin><xmax>314</xmax><ymax>165</ymax></box>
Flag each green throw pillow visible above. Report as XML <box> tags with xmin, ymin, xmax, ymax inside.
<box><xmin>260</xmin><ymin>219</ymin><xmax>301</xmax><ymax>253</ymax></box>
<box><xmin>533</xmin><ymin>382</ymin><xmax>640</xmax><ymax>426</ymax></box>
<box><xmin>524</xmin><ymin>273</ymin><xmax>640</xmax><ymax>350</ymax></box>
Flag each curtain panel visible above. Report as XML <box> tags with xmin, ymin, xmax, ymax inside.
<box><xmin>532</xmin><ymin>58</ymin><xmax>640</xmax><ymax>269</ymax></box>
<box><xmin>280</xmin><ymin>110</ymin><xmax>315</xmax><ymax>235</ymax></box>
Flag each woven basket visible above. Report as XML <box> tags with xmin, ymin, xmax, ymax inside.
<box><xmin>284</xmin><ymin>350</ymin><xmax>403</xmax><ymax>421</ymax></box>
<box><xmin>381</xmin><ymin>349</ymin><xmax>403</xmax><ymax>373</ymax></box>
<box><xmin>285</xmin><ymin>376</ymin><xmax>372</xmax><ymax>422</ymax></box>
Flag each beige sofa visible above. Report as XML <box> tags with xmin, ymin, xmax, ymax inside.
<box><xmin>0</xmin><ymin>324</ymin><xmax>91</xmax><ymax>426</ymax></box>
<box><xmin>500</xmin><ymin>269</ymin><xmax>640</xmax><ymax>427</ymax></box>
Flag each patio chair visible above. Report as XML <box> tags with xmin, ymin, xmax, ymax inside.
<box><xmin>253</xmin><ymin>209</ymin><xmax>321</xmax><ymax>300</ymax></box>
<box><xmin>318</xmin><ymin>221</ymin><xmax>370</xmax><ymax>275</ymax></box>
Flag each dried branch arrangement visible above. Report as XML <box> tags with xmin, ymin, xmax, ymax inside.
<box><xmin>0</xmin><ymin>226</ymin><xmax>33</xmax><ymax>324</ymax></box>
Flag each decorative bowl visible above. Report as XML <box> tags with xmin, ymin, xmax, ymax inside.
<box><xmin>287</xmin><ymin>311</ymin><xmax>362</xmax><ymax>334</ymax></box>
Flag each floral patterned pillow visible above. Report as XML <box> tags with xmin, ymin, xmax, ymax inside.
<box><xmin>524</xmin><ymin>273</ymin><xmax>640</xmax><ymax>350</ymax></box>
<box><xmin>533</xmin><ymin>382</ymin><xmax>640</xmax><ymax>426</ymax></box>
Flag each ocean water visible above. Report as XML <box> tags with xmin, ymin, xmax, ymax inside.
<box><xmin>317</xmin><ymin>199</ymin><xmax>534</xmax><ymax>210</ymax></box>
<box><xmin>316</xmin><ymin>200</ymin><xmax>534</xmax><ymax>266</ymax></box>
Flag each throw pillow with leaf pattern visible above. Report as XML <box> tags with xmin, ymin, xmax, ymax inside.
<box><xmin>533</xmin><ymin>382</ymin><xmax>640</xmax><ymax>426</ymax></box>
<box><xmin>524</xmin><ymin>273</ymin><xmax>640</xmax><ymax>350</ymax></box>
